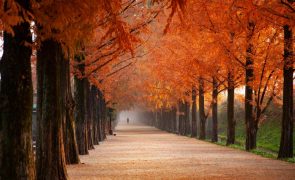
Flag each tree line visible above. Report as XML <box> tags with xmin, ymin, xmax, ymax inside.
<box><xmin>106</xmin><ymin>0</ymin><xmax>294</xmax><ymax>161</ymax></box>
<box><xmin>0</xmin><ymin>0</ymin><xmax>184</xmax><ymax>179</ymax></box>
<box><xmin>0</xmin><ymin>0</ymin><xmax>293</xmax><ymax>179</ymax></box>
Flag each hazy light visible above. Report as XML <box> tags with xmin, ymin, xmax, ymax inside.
<box><xmin>116</xmin><ymin>108</ymin><xmax>150</xmax><ymax>125</ymax></box>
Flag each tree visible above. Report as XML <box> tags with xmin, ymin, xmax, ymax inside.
<box><xmin>278</xmin><ymin>25</ymin><xmax>293</xmax><ymax>158</ymax></box>
<box><xmin>226</xmin><ymin>71</ymin><xmax>235</xmax><ymax>145</ymax></box>
<box><xmin>36</xmin><ymin>40</ymin><xmax>67</xmax><ymax>180</ymax></box>
<box><xmin>211</xmin><ymin>77</ymin><xmax>218</xmax><ymax>142</ymax></box>
<box><xmin>199</xmin><ymin>78</ymin><xmax>206</xmax><ymax>140</ymax></box>
<box><xmin>191</xmin><ymin>86</ymin><xmax>197</xmax><ymax>137</ymax></box>
<box><xmin>62</xmin><ymin>57</ymin><xmax>80</xmax><ymax>164</ymax></box>
<box><xmin>245</xmin><ymin>20</ymin><xmax>256</xmax><ymax>150</ymax></box>
<box><xmin>74</xmin><ymin>54</ymin><xmax>89</xmax><ymax>155</ymax></box>
<box><xmin>0</xmin><ymin>1</ymin><xmax>35</xmax><ymax>179</ymax></box>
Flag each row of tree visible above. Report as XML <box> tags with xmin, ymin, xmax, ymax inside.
<box><xmin>152</xmin><ymin>0</ymin><xmax>293</xmax><ymax>158</ymax></box>
<box><xmin>104</xmin><ymin>0</ymin><xmax>294</xmax><ymax>159</ymax></box>
<box><xmin>1</xmin><ymin>22</ymin><xmax>111</xmax><ymax>179</ymax></box>
<box><xmin>0</xmin><ymin>0</ymin><xmax>293</xmax><ymax>179</ymax></box>
<box><xmin>1</xmin><ymin>0</ymin><xmax>182</xmax><ymax>179</ymax></box>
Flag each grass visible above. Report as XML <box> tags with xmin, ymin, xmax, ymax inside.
<box><xmin>168</xmin><ymin>100</ymin><xmax>294</xmax><ymax>163</ymax></box>
<box><xmin>212</xmin><ymin>101</ymin><xmax>295</xmax><ymax>163</ymax></box>
<box><xmin>206</xmin><ymin>135</ymin><xmax>295</xmax><ymax>163</ymax></box>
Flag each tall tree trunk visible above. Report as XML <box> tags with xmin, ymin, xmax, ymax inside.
<box><xmin>163</xmin><ymin>110</ymin><xmax>167</xmax><ymax>131</ymax></box>
<box><xmin>182</xmin><ymin>103</ymin><xmax>186</xmax><ymax>135</ymax></box>
<box><xmin>36</xmin><ymin>34</ymin><xmax>44</xmax><ymax>180</ymax></box>
<box><xmin>226</xmin><ymin>72</ymin><xmax>235</xmax><ymax>145</ymax></box>
<box><xmin>85</xmin><ymin>80</ymin><xmax>94</xmax><ymax>150</ymax></box>
<box><xmin>91</xmin><ymin>86</ymin><xmax>100</xmax><ymax>145</ymax></box>
<box><xmin>170</xmin><ymin>109</ymin><xmax>173</xmax><ymax>132</ymax></box>
<box><xmin>62</xmin><ymin>58</ymin><xmax>80</xmax><ymax>164</ymax></box>
<box><xmin>97</xmin><ymin>90</ymin><xmax>103</xmax><ymax>142</ymax></box>
<box><xmin>161</xmin><ymin>111</ymin><xmax>163</xmax><ymax>129</ymax></box>
<box><xmin>169</xmin><ymin>109</ymin><xmax>173</xmax><ymax>132</ymax></box>
<box><xmin>0</xmin><ymin>2</ymin><xmax>35</xmax><ymax>177</ymax></box>
<box><xmin>245</xmin><ymin>21</ymin><xmax>256</xmax><ymax>151</ymax></box>
<box><xmin>161</xmin><ymin>109</ymin><xmax>164</xmax><ymax>130</ymax></box>
<box><xmin>101</xmin><ymin>98</ymin><xmax>107</xmax><ymax>140</ymax></box>
<box><xmin>191</xmin><ymin>87</ymin><xmax>197</xmax><ymax>137</ymax></box>
<box><xmin>178</xmin><ymin>101</ymin><xmax>182</xmax><ymax>135</ymax></box>
<box><xmin>168</xmin><ymin>110</ymin><xmax>171</xmax><ymax>131</ymax></box>
<box><xmin>199</xmin><ymin>78</ymin><xmax>206</xmax><ymax>140</ymax></box>
<box><xmin>36</xmin><ymin>40</ymin><xmax>67</xmax><ymax>180</ymax></box>
<box><xmin>155</xmin><ymin>111</ymin><xmax>158</xmax><ymax>128</ymax></box>
<box><xmin>172</xmin><ymin>107</ymin><xmax>177</xmax><ymax>133</ymax></box>
<box><xmin>174</xmin><ymin>107</ymin><xmax>178</xmax><ymax>133</ymax></box>
<box><xmin>74</xmin><ymin>55</ymin><xmax>89</xmax><ymax>155</ymax></box>
<box><xmin>278</xmin><ymin>25</ymin><xmax>293</xmax><ymax>158</ymax></box>
<box><xmin>169</xmin><ymin>110</ymin><xmax>172</xmax><ymax>132</ymax></box>
<box><xmin>179</xmin><ymin>101</ymin><xmax>185</xmax><ymax>135</ymax></box>
<box><xmin>212</xmin><ymin>77</ymin><xmax>218</xmax><ymax>142</ymax></box>
<box><xmin>185</xmin><ymin>101</ymin><xmax>190</xmax><ymax>135</ymax></box>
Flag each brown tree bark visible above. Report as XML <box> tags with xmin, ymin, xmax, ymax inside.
<box><xmin>97</xmin><ymin>90</ymin><xmax>104</xmax><ymax>142</ymax></box>
<box><xmin>185</xmin><ymin>101</ymin><xmax>190</xmax><ymax>135</ymax></box>
<box><xmin>74</xmin><ymin>55</ymin><xmax>89</xmax><ymax>155</ymax></box>
<box><xmin>174</xmin><ymin>107</ymin><xmax>178</xmax><ymax>133</ymax></box>
<box><xmin>178</xmin><ymin>101</ymin><xmax>185</xmax><ymax>135</ymax></box>
<box><xmin>212</xmin><ymin>77</ymin><xmax>218</xmax><ymax>142</ymax></box>
<box><xmin>0</xmin><ymin>1</ymin><xmax>35</xmax><ymax>177</ymax></box>
<box><xmin>226</xmin><ymin>72</ymin><xmax>235</xmax><ymax>145</ymax></box>
<box><xmin>101</xmin><ymin>98</ymin><xmax>107</xmax><ymax>140</ymax></box>
<box><xmin>91</xmin><ymin>86</ymin><xmax>100</xmax><ymax>145</ymax></box>
<box><xmin>171</xmin><ymin>108</ymin><xmax>175</xmax><ymax>132</ymax></box>
<box><xmin>169</xmin><ymin>109</ymin><xmax>173</xmax><ymax>132</ymax></box>
<box><xmin>191</xmin><ymin>87</ymin><xmax>197</xmax><ymax>137</ymax></box>
<box><xmin>199</xmin><ymin>78</ymin><xmax>206</xmax><ymax>140</ymax></box>
<box><xmin>278</xmin><ymin>25</ymin><xmax>293</xmax><ymax>158</ymax></box>
<box><xmin>245</xmin><ymin>21</ymin><xmax>257</xmax><ymax>151</ymax></box>
<box><xmin>36</xmin><ymin>39</ymin><xmax>67</xmax><ymax>180</ymax></box>
<box><xmin>85</xmin><ymin>80</ymin><xmax>94</xmax><ymax>150</ymax></box>
<box><xmin>62</xmin><ymin>58</ymin><xmax>80</xmax><ymax>164</ymax></box>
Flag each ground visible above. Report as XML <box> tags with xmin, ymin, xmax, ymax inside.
<box><xmin>67</xmin><ymin>124</ymin><xmax>295</xmax><ymax>180</ymax></box>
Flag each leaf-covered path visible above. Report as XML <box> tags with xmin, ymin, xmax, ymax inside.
<box><xmin>67</xmin><ymin>124</ymin><xmax>295</xmax><ymax>180</ymax></box>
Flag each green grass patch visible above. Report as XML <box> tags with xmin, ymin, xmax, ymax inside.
<box><xmin>217</xmin><ymin>101</ymin><xmax>295</xmax><ymax>155</ymax></box>
<box><xmin>205</xmin><ymin>100</ymin><xmax>294</xmax><ymax>163</ymax></box>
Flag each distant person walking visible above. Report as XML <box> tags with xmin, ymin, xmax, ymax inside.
<box><xmin>127</xmin><ymin>118</ymin><xmax>130</xmax><ymax>124</ymax></box>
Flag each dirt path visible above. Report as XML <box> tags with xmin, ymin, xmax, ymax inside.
<box><xmin>67</xmin><ymin>124</ymin><xmax>295</xmax><ymax>180</ymax></box>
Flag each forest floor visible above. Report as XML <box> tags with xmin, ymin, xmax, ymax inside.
<box><xmin>67</xmin><ymin>124</ymin><xmax>295</xmax><ymax>180</ymax></box>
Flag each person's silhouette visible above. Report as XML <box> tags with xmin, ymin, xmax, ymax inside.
<box><xmin>127</xmin><ymin>118</ymin><xmax>130</xmax><ymax>124</ymax></box>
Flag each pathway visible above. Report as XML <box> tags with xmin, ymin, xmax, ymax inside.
<box><xmin>67</xmin><ymin>124</ymin><xmax>295</xmax><ymax>180</ymax></box>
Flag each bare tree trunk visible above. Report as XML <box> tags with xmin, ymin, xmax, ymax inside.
<box><xmin>62</xmin><ymin>58</ymin><xmax>79</xmax><ymax>164</ymax></box>
<box><xmin>212</xmin><ymin>77</ymin><xmax>218</xmax><ymax>142</ymax></box>
<box><xmin>245</xmin><ymin>21</ymin><xmax>257</xmax><ymax>151</ymax></box>
<box><xmin>227</xmin><ymin>72</ymin><xmax>235</xmax><ymax>145</ymax></box>
<box><xmin>36</xmin><ymin>40</ymin><xmax>67</xmax><ymax>180</ymax></box>
<box><xmin>172</xmin><ymin>107</ymin><xmax>177</xmax><ymax>133</ymax></box>
<box><xmin>101</xmin><ymin>98</ymin><xmax>107</xmax><ymax>140</ymax></box>
<box><xmin>178</xmin><ymin>101</ymin><xmax>182</xmax><ymax>135</ymax></box>
<box><xmin>85</xmin><ymin>80</ymin><xmax>94</xmax><ymax>150</ymax></box>
<box><xmin>74</xmin><ymin>55</ymin><xmax>89</xmax><ymax>155</ymax></box>
<box><xmin>91</xmin><ymin>86</ymin><xmax>100</xmax><ymax>145</ymax></box>
<box><xmin>278</xmin><ymin>25</ymin><xmax>293</xmax><ymax>158</ymax></box>
<box><xmin>191</xmin><ymin>87</ymin><xmax>197</xmax><ymax>137</ymax></box>
<box><xmin>97</xmin><ymin>90</ymin><xmax>104</xmax><ymax>142</ymax></box>
<box><xmin>0</xmin><ymin>1</ymin><xmax>35</xmax><ymax>177</ymax></box>
<box><xmin>178</xmin><ymin>101</ymin><xmax>185</xmax><ymax>135</ymax></box>
<box><xmin>185</xmin><ymin>101</ymin><xmax>190</xmax><ymax>135</ymax></box>
<box><xmin>199</xmin><ymin>78</ymin><xmax>206</xmax><ymax>140</ymax></box>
